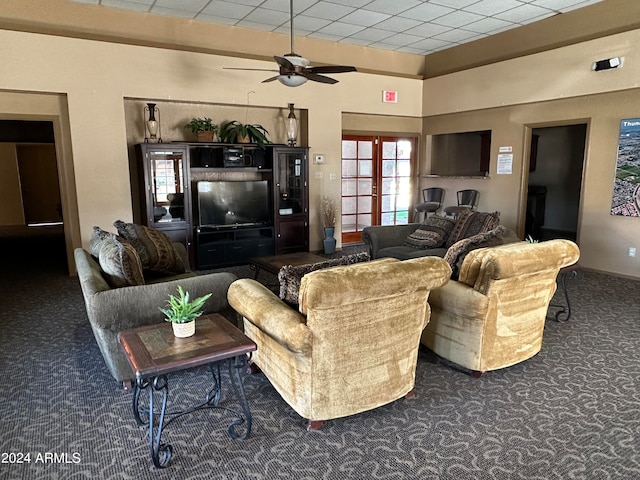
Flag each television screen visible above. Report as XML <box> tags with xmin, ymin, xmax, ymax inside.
<box><xmin>197</xmin><ymin>180</ymin><xmax>271</xmax><ymax>228</ymax></box>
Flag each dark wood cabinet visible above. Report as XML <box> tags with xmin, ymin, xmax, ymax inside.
<box><xmin>272</xmin><ymin>146</ymin><xmax>309</xmax><ymax>254</ymax></box>
<box><xmin>134</xmin><ymin>143</ymin><xmax>192</xmax><ymax>262</ymax></box>
<box><xmin>133</xmin><ymin>143</ymin><xmax>309</xmax><ymax>269</ymax></box>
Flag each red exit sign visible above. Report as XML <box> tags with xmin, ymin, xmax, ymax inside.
<box><xmin>382</xmin><ymin>90</ymin><xmax>398</xmax><ymax>103</ymax></box>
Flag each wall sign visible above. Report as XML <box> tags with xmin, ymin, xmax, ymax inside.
<box><xmin>382</xmin><ymin>90</ymin><xmax>397</xmax><ymax>103</ymax></box>
<box><xmin>611</xmin><ymin>118</ymin><xmax>640</xmax><ymax>216</ymax></box>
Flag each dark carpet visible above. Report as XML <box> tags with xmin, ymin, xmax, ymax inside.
<box><xmin>0</xmin><ymin>234</ymin><xmax>639</xmax><ymax>480</ymax></box>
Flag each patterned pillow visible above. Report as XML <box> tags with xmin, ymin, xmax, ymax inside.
<box><xmin>444</xmin><ymin>226</ymin><xmax>515</xmax><ymax>280</ymax></box>
<box><xmin>403</xmin><ymin>215</ymin><xmax>456</xmax><ymax>249</ymax></box>
<box><xmin>278</xmin><ymin>252</ymin><xmax>370</xmax><ymax>306</ymax></box>
<box><xmin>113</xmin><ymin>220</ymin><xmax>186</xmax><ymax>275</ymax></box>
<box><xmin>98</xmin><ymin>234</ymin><xmax>145</xmax><ymax>288</ymax></box>
<box><xmin>89</xmin><ymin>226</ymin><xmax>113</xmax><ymax>257</ymax></box>
<box><xmin>445</xmin><ymin>211</ymin><xmax>501</xmax><ymax>248</ymax></box>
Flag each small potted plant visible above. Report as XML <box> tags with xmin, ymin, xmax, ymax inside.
<box><xmin>185</xmin><ymin>117</ymin><xmax>218</xmax><ymax>142</ymax></box>
<box><xmin>321</xmin><ymin>196</ymin><xmax>337</xmax><ymax>254</ymax></box>
<box><xmin>219</xmin><ymin>120</ymin><xmax>270</xmax><ymax>148</ymax></box>
<box><xmin>159</xmin><ymin>286</ymin><xmax>212</xmax><ymax>338</ymax></box>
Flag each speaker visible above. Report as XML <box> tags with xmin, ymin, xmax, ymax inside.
<box><xmin>251</xmin><ymin>149</ymin><xmax>266</xmax><ymax>168</ymax></box>
<box><xmin>193</xmin><ymin>147</ymin><xmax>220</xmax><ymax>167</ymax></box>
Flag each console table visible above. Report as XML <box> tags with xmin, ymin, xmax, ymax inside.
<box><xmin>548</xmin><ymin>263</ymin><xmax>579</xmax><ymax>323</ymax></box>
<box><xmin>118</xmin><ymin>314</ymin><xmax>256</xmax><ymax>468</ymax></box>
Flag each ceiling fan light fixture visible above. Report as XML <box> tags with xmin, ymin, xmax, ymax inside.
<box><xmin>278</xmin><ymin>75</ymin><xmax>308</xmax><ymax>87</ymax></box>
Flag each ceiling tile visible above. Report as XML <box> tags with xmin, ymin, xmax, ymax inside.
<box><xmin>464</xmin><ymin>0</ymin><xmax>526</xmax><ymax>17</ymax></box>
<box><xmin>285</xmin><ymin>15</ymin><xmax>333</xmax><ymax>31</ymax></box>
<box><xmin>302</xmin><ymin>2</ymin><xmax>356</xmax><ymax>21</ymax></box>
<box><xmin>361</xmin><ymin>0</ymin><xmax>422</xmax><ymax>15</ymax></box>
<box><xmin>324</xmin><ymin>0</ymin><xmax>371</xmax><ymax>7</ymax></box>
<box><xmin>381</xmin><ymin>32</ymin><xmax>425</xmax><ymax>47</ymax></box>
<box><xmin>339</xmin><ymin>9</ymin><xmax>391</xmax><ymax>27</ymax></box>
<box><xmin>243</xmin><ymin>8</ymin><xmax>291</xmax><ymax>26</ymax></box>
<box><xmin>150</xmin><ymin>6</ymin><xmax>196</xmax><ymax>18</ymax></box>
<box><xmin>431</xmin><ymin>27</ymin><xmax>481</xmax><ymax>43</ymax></box>
<box><xmin>374</xmin><ymin>16</ymin><xmax>423</xmax><ymax>33</ymax></box>
<box><xmin>102</xmin><ymin>0</ymin><xmax>151</xmax><ymax>12</ymax></box>
<box><xmin>429</xmin><ymin>0</ymin><xmax>479</xmax><ymax>8</ymax></box>
<box><xmin>201</xmin><ymin>1</ymin><xmax>255</xmax><ymax>19</ymax></box>
<box><xmin>431</xmin><ymin>10</ymin><xmax>485</xmax><ymax>28</ymax></box>
<box><xmin>403</xmin><ymin>22</ymin><xmax>452</xmax><ymax>37</ymax></box>
<box><xmin>348</xmin><ymin>27</ymin><xmax>395</xmax><ymax>42</ymax></box>
<box><xmin>462</xmin><ymin>16</ymin><xmax>515</xmax><ymax>34</ymax></box>
<box><xmin>259</xmin><ymin>0</ymin><xmax>318</xmax><ymax>14</ymax></box>
<box><xmin>397</xmin><ymin>3</ymin><xmax>454</xmax><ymax>22</ymax></box>
<box><xmin>494</xmin><ymin>4</ymin><xmax>554</xmax><ymax>23</ymax></box>
<box><xmin>408</xmin><ymin>37</ymin><xmax>452</xmax><ymax>52</ymax></box>
<box><xmin>317</xmin><ymin>21</ymin><xmax>366</xmax><ymax>37</ymax></box>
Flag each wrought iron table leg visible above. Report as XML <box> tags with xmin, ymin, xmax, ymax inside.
<box><xmin>146</xmin><ymin>375</ymin><xmax>172</xmax><ymax>468</ymax></box>
<box><xmin>226</xmin><ymin>355</ymin><xmax>252</xmax><ymax>440</ymax></box>
<box><xmin>249</xmin><ymin>263</ymin><xmax>261</xmax><ymax>280</ymax></box>
<box><xmin>549</xmin><ymin>269</ymin><xmax>578</xmax><ymax>323</ymax></box>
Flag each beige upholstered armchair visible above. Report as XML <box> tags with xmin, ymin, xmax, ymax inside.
<box><xmin>228</xmin><ymin>257</ymin><xmax>451</xmax><ymax>430</ymax></box>
<box><xmin>422</xmin><ymin>239</ymin><xmax>580</xmax><ymax>376</ymax></box>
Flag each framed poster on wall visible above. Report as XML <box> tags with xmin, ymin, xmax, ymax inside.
<box><xmin>611</xmin><ymin>118</ymin><xmax>640</xmax><ymax>216</ymax></box>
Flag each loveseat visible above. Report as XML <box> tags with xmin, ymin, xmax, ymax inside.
<box><xmin>75</xmin><ymin>223</ymin><xmax>237</xmax><ymax>387</ymax></box>
<box><xmin>362</xmin><ymin>211</ymin><xmax>503</xmax><ymax>261</ymax></box>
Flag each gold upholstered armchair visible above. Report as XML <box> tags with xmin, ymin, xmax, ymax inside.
<box><xmin>422</xmin><ymin>239</ymin><xmax>580</xmax><ymax>376</ymax></box>
<box><xmin>228</xmin><ymin>257</ymin><xmax>451</xmax><ymax>430</ymax></box>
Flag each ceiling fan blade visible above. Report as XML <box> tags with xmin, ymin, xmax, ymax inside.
<box><xmin>306</xmin><ymin>65</ymin><xmax>357</xmax><ymax>74</ymax></box>
<box><xmin>303</xmin><ymin>72</ymin><xmax>339</xmax><ymax>84</ymax></box>
<box><xmin>274</xmin><ymin>55</ymin><xmax>295</xmax><ymax>70</ymax></box>
<box><xmin>262</xmin><ymin>75</ymin><xmax>281</xmax><ymax>83</ymax></box>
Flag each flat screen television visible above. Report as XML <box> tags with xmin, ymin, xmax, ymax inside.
<box><xmin>197</xmin><ymin>180</ymin><xmax>271</xmax><ymax>228</ymax></box>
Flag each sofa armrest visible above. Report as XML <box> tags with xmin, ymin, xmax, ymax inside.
<box><xmin>361</xmin><ymin>223</ymin><xmax>421</xmax><ymax>259</ymax></box>
<box><xmin>172</xmin><ymin>242</ymin><xmax>191</xmax><ymax>272</ymax></box>
<box><xmin>84</xmin><ymin>272</ymin><xmax>237</xmax><ymax>332</ymax></box>
<box><xmin>228</xmin><ymin>279</ymin><xmax>312</xmax><ymax>354</ymax></box>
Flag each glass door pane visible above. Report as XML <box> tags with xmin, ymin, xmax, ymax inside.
<box><xmin>380</xmin><ymin>139</ymin><xmax>412</xmax><ymax>225</ymax></box>
<box><xmin>149</xmin><ymin>150</ymin><xmax>185</xmax><ymax>222</ymax></box>
<box><xmin>276</xmin><ymin>151</ymin><xmax>305</xmax><ymax>215</ymax></box>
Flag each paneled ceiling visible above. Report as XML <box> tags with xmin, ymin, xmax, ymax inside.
<box><xmin>70</xmin><ymin>0</ymin><xmax>603</xmax><ymax>56</ymax></box>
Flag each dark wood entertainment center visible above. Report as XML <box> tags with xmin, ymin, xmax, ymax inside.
<box><xmin>133</xmin><ymin>142</ymin><xmax>309</xmax><ymax>270</ymax></box>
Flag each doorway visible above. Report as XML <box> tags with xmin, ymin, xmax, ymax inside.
<box><xmin>340</xmin><ymin>135</ymin><xmax>416</xmax><ymax>244</ymax></box>
<box><xmin>525</xmin><ymin>123</ymin><xmax>586</xmax><ymax>242</ymax></box>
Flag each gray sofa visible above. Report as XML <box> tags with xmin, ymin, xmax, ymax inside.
<box><xmin>362</xmin><ymin>223</ymin><xmax>448</xmax><ymax>260</ymax></box>
<box><xmin>75</xmin><ymin>243</ymin><xmax>237</xmax><ymax>387</ymax></box>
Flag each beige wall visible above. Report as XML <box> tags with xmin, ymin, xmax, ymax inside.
<box><xmin>0</xmin><ymin>28</ymin><xmax>422</xmax><ymax>253</ymax></box>
<box><xmin>422</xmin><ymin>29</ymin><xmax>640</xmax><ymax>279</ymax></box>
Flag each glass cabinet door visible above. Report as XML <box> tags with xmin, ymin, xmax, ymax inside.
<box><xmin>276</xmin><ymin>151</ymin><xmax>306</xmax><ymax>216</ymax></box>
<box><xmin>148</xmin><ymin>149</ymin><xmax>186</xmax><ymax>223</ymax></box>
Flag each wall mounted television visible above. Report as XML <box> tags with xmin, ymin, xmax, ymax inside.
<box><xmin>197</xmin><ymin>180</ymin><xmax>271</xmax><ymax>228</ymax></box>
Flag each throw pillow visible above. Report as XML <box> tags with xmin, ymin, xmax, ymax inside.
<box><xmin>402</xmin><ymin>215</ymin><xmax>456</xmax><ymax>250</ymax></box>
<box><xmin>278</xmin><ymin>252</ymin><xmax>370</xmax><ymax>306</ymax></box>
<box><xmin>98</xmin><ymin>234</ymin><xmax>145</xmax><ymax>288</ymax></box>
<box><xmin>113</xmin><ymin>220</ymin><xmax>186</xmax><ymax>275</ymax></box>
<box><xmin>444</xmin><ymin>225</ymin><xmax>512</xmax><ymax>280</ymax></box>
<box><xmin>445</xmin><ymin>211</ymin><xmax>501</xmax><ymax>248</ymax></box>
<box><xmin>89</xmin><ymin>226</ymin><xmax>113</xmax><ymax>257</ymax></box>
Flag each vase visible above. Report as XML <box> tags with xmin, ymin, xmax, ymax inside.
<box><xmin>323</xmin><ymin>227</ymin><xmax>336</xmax><ymax>255</ymax></box>
<box><xmin>196</xmin><ymin>131</ymin><xmax>215</xmax><ymax>142</ymax></box>
<box><xmin>172</xmin><ymin>320</ymin><xmax>195</xmax><ymax>338</ymax></box>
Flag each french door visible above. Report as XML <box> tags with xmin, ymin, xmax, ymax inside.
<box><xmin>341</xmin><ymin>135</ymin><xmax>416</xmax><ymax>244</ymax></box>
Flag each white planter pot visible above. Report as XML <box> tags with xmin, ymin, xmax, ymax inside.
<box><xmin>172</xmin><ymin>320</ymin><xmax>195</xmax><ymax>338</ymax></box>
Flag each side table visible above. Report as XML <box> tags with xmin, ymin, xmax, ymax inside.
<box><xmin>118</xmin><ymin>314</ymin><xmax>257</xmax><ymax>468</ymax></box>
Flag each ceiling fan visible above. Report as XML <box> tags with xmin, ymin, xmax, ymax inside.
<box><xmin>224</xmin><ymin>0</ymin><xmax>357</xmax><ymax>87</ymax></box>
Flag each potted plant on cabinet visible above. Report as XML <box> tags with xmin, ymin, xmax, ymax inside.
<box><xmin>185</xmin><ymin>117</ymin><xmax>218</xmax><ymax>142</ymax></box>
<box><xmin>219</xmin><ymin>120</ymin><xmax>270</xmax><ymax>148</ymax></box>
<box><xmin>159</xmin><ymin>286</ymin><xmax>212</xmax><ymax>338</ymax></box>
<box><xmin>321</xmin><ymin>196</ymin><xmax>337</xmax><ymax>255</ymax></box>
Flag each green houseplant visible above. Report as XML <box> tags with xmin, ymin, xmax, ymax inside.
<box><xmin>159</xmin><ymin>286</ymin><xmax>212</xmax><ymax>338</ymax></box>
<box><xmin>184</xmin><ymin>117</ymin><xmax>218</xmax><ymax>142</ymax></box>
<box><xmin>219</xmin><ymin>120</ymin><xmax>270</xmax><ymax>148</ymax></box>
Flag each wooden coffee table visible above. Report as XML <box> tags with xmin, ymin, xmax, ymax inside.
<box><xmin>118</xmin><ymin>314</ymin><xmax>257</xmax><ymax>468</ymax></box>
<box><xmin>249</xmin><ymin>251</ymin><xmax>327</xmax><ymax>280</ymax></box>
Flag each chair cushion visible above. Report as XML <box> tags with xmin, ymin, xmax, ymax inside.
<box><xmin>445</xmin><ymin>211</ymin><xmax>501</xmax><ymax>248</ymax></box>
<box><xmin>278</xmin><ymin>252</ymin><xmax>370</xmax><ymax>306</ymax></box>
<box><xmin>114</xmin><ymin>220</ymin><xmax>186</xmax><ymax>275</ymax></box>
<box><xmin>403</xmin><ymin>215</ymin><xmax>456</xmax><ymax>249</ymax></box>
<box><xmin>98</xmin><ymin>234</ymin><xmax>145</xmax><ymax>287</ymax></box>
<box><xmin>444</xmin><ymin>226</ymin><xmax>519</xmax><ymax>280</ymax></box>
